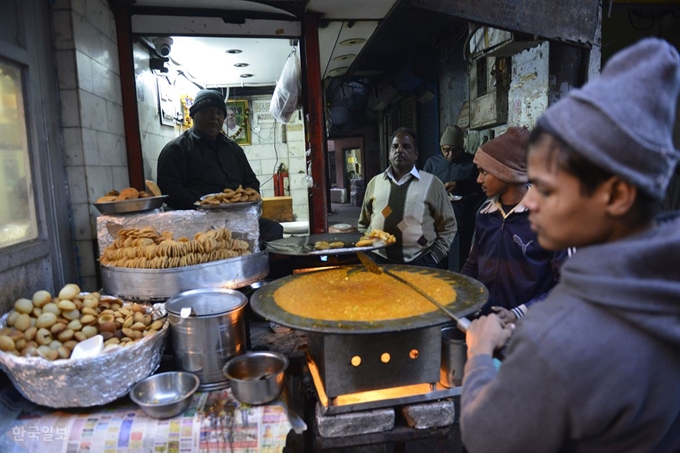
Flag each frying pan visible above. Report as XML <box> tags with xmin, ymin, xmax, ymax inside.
<box><xmin>356</xmin><ymin>252</ymin><xmax>472</xmax><ymax>333</ymax></box>
<box><xmin>249</xmin><ymin>264</ymin><xmax>488</xmax><ymax>334</ymax></box>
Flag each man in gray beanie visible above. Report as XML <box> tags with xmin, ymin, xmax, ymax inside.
<box><xmin>158</xmin><ymin>89</ymin><xmax>283</xmax><ymax>242</ymax></box>
<box><xmin>424</xmin><ymin>125</ymin><xmax>483</xmax><ymax>270</ymax></box>
<box><xmin>461</xmin><ymin>38</ymin><xmax>680</xmax><ymax>453</ymax></box>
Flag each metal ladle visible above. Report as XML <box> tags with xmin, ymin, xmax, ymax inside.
<box><xmin>356</xmin><ymin>251</ymin><xmax>471</xmax><ymax>333</ymax></box>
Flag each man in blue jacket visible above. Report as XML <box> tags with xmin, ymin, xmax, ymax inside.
<box><xmin>461</xmin><ymin>127</ymin><xmax>567</xmax><ymax>321</ymax></box>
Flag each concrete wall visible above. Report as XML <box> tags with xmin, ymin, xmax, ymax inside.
<box><xmin>53</xmin><ymin>0</ymin><xmax>126</xmax><ymax>291</ymax></box>
<box><xmin>507</xmin><ymin>42</ymin><xmax>550</xmax><ymax>129</ymax></box>
<box><xmin>438</xmin><ymin>40</ymin><xmax>469</xmax><ymax>134</ymax></box>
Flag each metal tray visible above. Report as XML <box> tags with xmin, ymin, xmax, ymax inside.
<box><xmin>250</xmin><ymin>265</ymin><xmax>488</xmax><ymax>334</ymax></box>
<box><xmin>94</xmin><ymin>195</ymin><xmax>167</xmax><ymax>215</ymax></box>
<box><xmin>266</xmin><ymin>232</ymin><xmax>390</xmax><ymax>256</ymax></box>
<box><xmin>101</xmin><ymin>250</ymin><xmax>269</xmax><ymax>301</ymax></box>
<box><xmin>194</xmin><ymin>193</ymin><xmax>261</xmax><ymax>210</ymax></box>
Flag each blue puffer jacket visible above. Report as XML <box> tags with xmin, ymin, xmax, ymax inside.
<box><xmin>461</xmin><ymin>192</ymin><xmax>567</xmax><ymax>314</ymax></box>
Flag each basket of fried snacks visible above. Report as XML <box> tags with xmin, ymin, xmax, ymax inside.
<box><xmin>0</xmin><ymin>283</ymin><xmax>168</xmax><ymax>408</ymax></box>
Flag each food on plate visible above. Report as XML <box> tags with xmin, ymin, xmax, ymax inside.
<box><xmin>0</xmin><ymin>284</ymin><xmax>165</xmax><ymax>360</ymax></box>
<box><xmin>95</xmin><ymin>182</ymin><xmax>163</xmax><ymax>204</ymax></box>
<box><xmin>329</xmin><ymin>241</ymin><xmax>345</xmax><ymax>249</ymax></box>
<box><xmin>145</xmin><ymin>180</ymin><xmax>162</xmax><ymax>197</ymax></box>
<box><xmin>100</xmin><ymin>226</ymin><xmax>251</xmax><ymax>269</ymax></box>
<box><xmin>314</xmin><ymin>241</ymin><xmax>330</xmax><ymax>250</ymax></box>
<box><xmin>273</xmin><ymin>267</ymin><xmax>457</xmax><ymax>322</ymax></box>
<box><xmin>197</xmin><ymin>185</ymin><xmax>262</xmax><ymax>205</ymax></box>
<box><xmin>355</xmin><ymin>229</ymin><xmax>396</xmax><ymax>247</ymax></box>
<box><xmin>115</xmin><ymin>187</ymin><xmax>139</xmax><ymax>201</ymax></box>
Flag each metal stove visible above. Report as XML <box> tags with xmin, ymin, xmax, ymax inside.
<box><xmin>306</xmin><ymin>327</ymin><xmax>460</xmax><ymax>415</ymax></box>
<box><xmin>249</xmin><ymin>264</ymin><xmax>487</xmax><ymax>415</ymax></box>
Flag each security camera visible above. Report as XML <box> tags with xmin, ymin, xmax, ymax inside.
<box><xmin>152</xmin><ymin>37</ymin><xmax>173</xmax><ymax>57</ymax></box>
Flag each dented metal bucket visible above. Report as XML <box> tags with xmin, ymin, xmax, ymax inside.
<box><xmin>166</xmin><ymin>288</ymin><xmax>248</xmax><ymax>391</ymax></box>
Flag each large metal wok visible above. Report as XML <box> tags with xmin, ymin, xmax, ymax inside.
<box><xmin>250</xmin><ymin>265</ymin><xmax>488</xmax><ymax>334</ymax></box>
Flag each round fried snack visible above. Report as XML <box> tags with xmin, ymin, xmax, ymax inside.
<box><xmin>115</xmin><ymin>187</ymin><xmax>139</xmax><ymax>201</ymax></box>
<box><xmin>145</xmin><ymin>180</ymin><xmax>162</xmax><ymax>197</ymax></box>
<box><xmin>96</xmin><ymin>195</ymin><xmax>118</xmax><ymax>203</ymax></box>
<box><xmin>355</xmin><ymin>239</ymin><xmax>375</xmax><ymax>247</ymax></box>
<box><xmin>314</xmin><ymin>241</ymin><xmax>331</xmax><ymax>250</ymax></box>
<box><xmin>329</xmin><ymin>241</ymin><xmax>345</xmax><ymax>249</ymax></box>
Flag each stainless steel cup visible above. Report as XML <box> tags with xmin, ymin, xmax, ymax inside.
<box><xmin>166</xmin><ymin>288</ymin><xmax>248</xmax><ymax>391</ymax></box>
<box><xmin>440</xmin><ymin>325</ymin><xmax>467</xmax><ymax>388</ymax></box>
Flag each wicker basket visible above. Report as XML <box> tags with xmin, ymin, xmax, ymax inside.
<box><xmin>0</xmin><ymin>304</ymin><xmax>168</xmax><ymax>408</ymax></box>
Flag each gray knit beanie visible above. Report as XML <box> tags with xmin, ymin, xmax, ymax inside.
<box><xmin>539</xmin><ymin>38</ymin><xmax>680</xmax><ymax>199</ymax></box>
<box><xmin>474</xmin><ymin>127</ymin><xmax>530</xmax><ymax>184</ymax></box>
<box><xmin>440</xmin><ymin>125</ymin><xmax>464</xmax><ymax>148</ymax></box>
<box><xmin>189</xmin><ymin>90</ymin><xmax>227</xmax><ymax>118</ymax></box>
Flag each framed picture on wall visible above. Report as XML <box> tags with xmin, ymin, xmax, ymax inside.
<box><xmin>224</xmin><ymin>99</ymin><xmax>251</xmax><ymax>145</ymax></box>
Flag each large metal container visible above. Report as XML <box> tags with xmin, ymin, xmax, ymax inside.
<box><xmin>102</xmin><ymin>251</ymin><xmax>269</xmax><ymax>301</ymax></box>
<box><xmin>166</xmin><ymin>288</ymin><xmax>248</xmax><ymax>391</ymax></box>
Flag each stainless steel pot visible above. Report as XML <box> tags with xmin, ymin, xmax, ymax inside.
<box><xmin>166</xmin><ymin>288</ymin><xmax>248</xmax><ymax>391</ymax></box>
<box><xmin>440</xmin><ymin>325</ymin><xmax>467</xmax><ymax>388</ymax></box>
<box><xmin>223</xmin><ymin>351</ymin><xmax>288</xmax><ymax>405</ymax></box>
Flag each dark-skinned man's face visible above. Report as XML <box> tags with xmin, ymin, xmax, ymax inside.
<box><xmin>390</xmin><ymin>132</ymin><xmax>418</xmax><ymax>176</ymax></box>
<box><xmin>192</xmin><ymin>106</ymin><xmax>225</xmax><ymax>139</ymax></box>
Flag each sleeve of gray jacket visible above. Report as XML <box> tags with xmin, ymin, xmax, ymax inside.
<box><xmin>460</xmin><ymin>328</ymin><xmax>569</xmax><ymax>453</ymax></box>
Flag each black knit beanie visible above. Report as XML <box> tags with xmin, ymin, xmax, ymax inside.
<box><xmin>189</xmin><ymin>90</ymin><xmax>226</xmax><ymax>118</ymax></box>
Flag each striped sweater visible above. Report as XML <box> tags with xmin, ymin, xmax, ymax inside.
<box><xmin>358</xmin><ymin>169</ymin><xmax>456</xmax><ymax>263</ymax></box>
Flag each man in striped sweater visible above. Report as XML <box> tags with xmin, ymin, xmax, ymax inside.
<box><xmin>358</xmin><ymin>127</ymin><xmax>456</xmax><ymax>267</ymax></box>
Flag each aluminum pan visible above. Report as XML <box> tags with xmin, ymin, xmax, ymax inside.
<box><xmin>94</xmin><ymin>195</ymin><xmax>168</xmax><ymax>215</ymax></box>
<box><xmin>265</xmin><ymin>233</ymin><xmax>390</xmax><ymax>256</ymax></box>
<box><xmin>102</xmin><ymin>251</ymin><xmax>269</xmax><ymax>301</ymax></box>
<box><xmin>250</xmin><ymin>265</ymin><xmax>488</xmax><ymax>334</ymax></box>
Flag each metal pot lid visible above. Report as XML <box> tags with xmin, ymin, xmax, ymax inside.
<box><xmin>166</xmin><ymin>288</ymin><xmax>247</xmax><ymax>317</ymax></box>
<box><xmin>265</xmin><ymin>233</ymin><xmax>390</xmax><ymax>256</ymax></box>
<box><xmin>250</xmin><ymin>265</ymin><xmax>488</xmax><ymax>334</ymax></box>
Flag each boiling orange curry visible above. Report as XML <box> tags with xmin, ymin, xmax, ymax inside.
<box><xmin>273</xmin><ymin>268</ymin><xmax>457</xmax><ymax>322</ymax></box>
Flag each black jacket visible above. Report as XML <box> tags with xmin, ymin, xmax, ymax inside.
<box><xmin>157</xmin><ymin>129</ymin><xmax>259</xmax><ymax>209</ymax></box>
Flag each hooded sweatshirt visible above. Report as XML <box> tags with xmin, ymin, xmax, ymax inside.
<box><xmin>460</xmin><ymin>213</ymin><xmax>680</xmax><ymax>453</ymax></box>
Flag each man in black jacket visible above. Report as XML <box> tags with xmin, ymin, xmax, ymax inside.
<box><xmin>157</xmin><ymin>89</ymin><xmax>283</xmax><ymax>242</ymax></box>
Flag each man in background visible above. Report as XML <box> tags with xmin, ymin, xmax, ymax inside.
<box><xmin>424</xmin><ymin>125</ymin><xmax>483</xmax><ymax>271</ymax></box>
<box><xmin>359</xmin><ymin>127</ymin><xmax>456</xmax><ymax>267</ymax></box>
<box><xmin>157</xmin><ymin>89</ymin><xmax>282</xmax><ymax>242</ymax></box>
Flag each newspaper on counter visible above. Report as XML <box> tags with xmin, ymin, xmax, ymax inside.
<box><xmin>0</xmin><ymin>384</ymin><xmax>306</xmax><ymax>453</ymax></box>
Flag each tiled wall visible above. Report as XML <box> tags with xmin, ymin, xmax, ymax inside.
<box><xmin>52</xmin><ymin>0</ymin><xmax>126</xmax><ymax>291</ymax></box>
<box><xmin>133</xmin><ymin>42</ymin><xmax>181</xmax><ymax>183</ymax></box>
<box><xmin>246</xmin><ymin>97</ymin><xmax>309</xmax><ymax>221</ymax></box>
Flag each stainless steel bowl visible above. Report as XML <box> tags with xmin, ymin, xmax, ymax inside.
<box><xmin>223</xmin><ymin>351</ymin><xmax>288</xmax><ymax>405</ymax></box>
<box><xmin>129</xmin><ymin>371</ymin><xmax>200</xmax><ymax>419</ymax></box>
<box><xmin>94</xmin><ymin>195</ymin><xmax>168</xmax><ymax>215</ymax></box>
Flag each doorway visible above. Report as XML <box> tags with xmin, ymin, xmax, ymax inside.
<box><xmin>343</xmin><ymin>147</ymin><xmax>363</xmax><ymax>189</ymax></box>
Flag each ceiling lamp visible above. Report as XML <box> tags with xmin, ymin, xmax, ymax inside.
<box><xmin>339</xmin><ymin>38</ymin><xmax>366</xmax><ymax>47</ymax></box>
<box><xmin>226</xmin><ymin>49</ymin><xmax>242</xmax><ymax>54</ymax></box>
<box><xmin>234</xmin><ymin>63</ymin><xmax>249</xmax><ymax>67</ymax></box>
<box><xmin>240</xmin><ymin>74</ymin><xmax>254</xmax><ymax>78</ymax></box>
<box><xmin>333</xmin><ymin>54</ymin><xmax>356</xmax><ymax>62</ymax></box>
<box><xmin>328</xmin><ymin>67</ymin><xmax>348</xmax><ymax>77</ymax></box>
